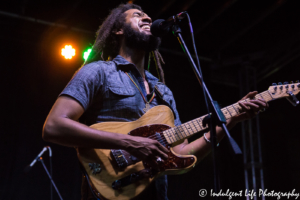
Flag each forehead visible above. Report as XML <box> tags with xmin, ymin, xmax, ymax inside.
<box><xmin>124</xmin><ymin>9</ymin><xmax>150</xmax><ymax>18</ymax></box>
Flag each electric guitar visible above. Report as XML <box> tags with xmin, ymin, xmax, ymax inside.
<box><xmin>77</xmin><ymin>82</ymin><xmax>299</xmax><ymax>200</ymax></box>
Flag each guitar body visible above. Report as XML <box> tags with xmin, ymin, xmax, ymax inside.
<box><xmin>77</xmin><ymin>105</ymin><xmax>197</xmax><ymax>200</ymax></box>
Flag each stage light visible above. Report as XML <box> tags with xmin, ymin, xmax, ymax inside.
<box><xmin>83</xmin><ymin>48</ymin><xmax>92</xmax><ymax>61</ymax></box>
<box><xmin>61</xmin><ymin>45</ymin><xmax>75</xmax><ymax>59</ymax></box>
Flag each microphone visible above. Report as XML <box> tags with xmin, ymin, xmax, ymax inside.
<box><xmin>24</xmin><ymin>146</ymin><xmax>50</xmax><ymax>172</ymax></box>
<box><xmin>150</xmin><ymin>12</ymin><xmax>187</xmax><ymax>37</ymax></box>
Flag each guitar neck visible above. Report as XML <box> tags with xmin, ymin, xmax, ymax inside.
<box><xmin>163</xmin><ymin>90</ymin><xmax>274</xmax><ymax>145</ymax></box>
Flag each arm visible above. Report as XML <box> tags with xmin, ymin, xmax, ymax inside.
<box><xmin>172</xmin><ymin>91</ymin><xmax>269</xmax><ymax>162</ymax></box>
<box><xmin>42</xmin><ymin>95</ymin><xmax>169</xmax><ymax>161</ymax></box>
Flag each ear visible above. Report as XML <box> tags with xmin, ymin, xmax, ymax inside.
<box><xmin>114</xmin><ymin>29</ymin><xmax>124</xmax><ymax>35</ymax></box>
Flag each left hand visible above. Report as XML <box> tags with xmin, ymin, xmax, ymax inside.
<box><xmin>232</xmin><ymin>91</ymin><xmax>269</xmax><ymax>123</ymax></box>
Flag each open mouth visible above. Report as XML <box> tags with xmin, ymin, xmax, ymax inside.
<box><xmin>140</xmin><ymin>24</ymin><xmax>151</xmax><ymax>31</ymax></box>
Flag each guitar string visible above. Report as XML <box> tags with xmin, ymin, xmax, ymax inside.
<box><xmin>146</xmin><ymin>93</ymin><xmax>271</xmax><ymax>143</ymax></box>
<box><xmin>144</xmin><ymin>92</ymin><xmax>273</xmax><ymax>144</ymax></box>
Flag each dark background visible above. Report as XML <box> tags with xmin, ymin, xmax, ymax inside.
<box><xmin>1</xmin><ymin>0</ymin><xmax>300</xmax><ymax>199</ymax></box>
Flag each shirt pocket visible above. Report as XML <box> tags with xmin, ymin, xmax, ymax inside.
<box><xmin>103</xmin><ymin>86</ymin><xmax>137</xmax><ymax>111</ymax></box>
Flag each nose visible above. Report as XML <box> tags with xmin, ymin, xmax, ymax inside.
<box><xmin>142</xmin><ymin>15</ymin><xmax>152</xmax><ymax>24</ymax></box>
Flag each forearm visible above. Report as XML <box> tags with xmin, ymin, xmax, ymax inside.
<box><xmin>173</xmin><ymin>118</ymin><xmax>238</xmax><ymax>162</ymax></box>
<box><xmin>43</xmin><ymin>117</ymin><xmax>130</xmax><ymax>149</ymax></box>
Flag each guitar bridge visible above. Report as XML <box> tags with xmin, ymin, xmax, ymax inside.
<box><xmin>111</xmin><ymin>150</ymin><xmax>128</xmax><ymax>169</ymax></box>
<box><xmin>111</xmin><ymin>149</ymin><xmax>140</xmax><ymax>170</ymax></box>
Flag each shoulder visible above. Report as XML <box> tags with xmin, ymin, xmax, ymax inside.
<box><xmin>80</xmin><ymin>60</ymin><xmax>116</xmax><ymax>73</ymax></box>
<box><xmin>73</xmin><ymin>60</ymin><xmax>117</xmax><ymax>81</ymax></box>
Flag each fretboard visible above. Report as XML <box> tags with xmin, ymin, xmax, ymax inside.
<box><xmin>163</xmin><ymin>90</ymin><xmax>274</xmax><ymax>144</ymax></box>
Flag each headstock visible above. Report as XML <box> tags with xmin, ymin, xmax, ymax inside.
<box><xmin>268</xmin><ymin>81</ymin><xmax>300</xmax><ymax>105</ymax></box>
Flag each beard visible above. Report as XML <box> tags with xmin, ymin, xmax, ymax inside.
<box><xmin>123</xmin><ymin>23</ymin><xmax>161</xmax><ymax>52</ymax></box>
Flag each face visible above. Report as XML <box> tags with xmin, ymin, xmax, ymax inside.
<box><xmin>121</xmin><ymin>9</ymin><xmax>161</xmax><ymax>52</ymax></box>
<box><xmin>124</xmin><ymin>9</ymin><xmax>152</xmax><ymax>35</ymax></box>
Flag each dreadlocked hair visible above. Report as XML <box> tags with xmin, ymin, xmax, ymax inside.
<box><xmin>84</xmin><ymin>4</ymin><xmax>166</xmax><ymax>85</ymax></box>
<box><xmin>149</xmin><ymin>50</ymin><xmax>166</xmax><ymax>84</ymax></box>
<box><xmin>84</xmin><ymin>3</ymin><xmax>142</xmax><ymax>64</ymax></box>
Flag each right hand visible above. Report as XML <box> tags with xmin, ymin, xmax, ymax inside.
<box><xmin>123</xmin><ymin>136</ymin><xmax>169</xmax><ymax>168</ymax></box>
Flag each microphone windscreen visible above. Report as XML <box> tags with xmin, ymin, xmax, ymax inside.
<box><xmin>150</xmin><ymin>19</ymin><xmax>168</xmax><ymax>37</ymax></box>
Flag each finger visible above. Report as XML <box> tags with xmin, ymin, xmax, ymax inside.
<box><xmin>249</xmin><ymin>100</ymin><xmax>267</xmax><ymax>111</ymax></box>
<box><xmin>154</xmin><ymin>147</ymin><xmax>168</xmax><ymax>160</ymax></box>
<box><xmin>155</xmin><ymin>141</ymin><xmax>169</xmax><ymax>154</ymax></box>
<box><xmin>242</xmin><ymin>91</ymin><xmax>258</xmax><ymax>100</ymax></box>
<box><xmin>244</xmin><ymin>102</ymin><xmax>260</xmax><ymax>109</ymax></box>
<box><xmin>239</xmin><ymin>102</ymin><xmax>256</xmax><ymax>119</ymax></box>
<box><xmin>239</xmin><ymin>102</ymin><xmax>250</xmax><ymax>111</ymax></box>
<box><xmin>257</xmin><ymin>99</ymin><xmax>269</xmax><ymax>108</ymax></box>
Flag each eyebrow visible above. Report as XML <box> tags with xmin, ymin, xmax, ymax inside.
<box><xmin>133</xmin><ymin>11</ymin><xmax>148</xmax><ymax>17</ymax></box>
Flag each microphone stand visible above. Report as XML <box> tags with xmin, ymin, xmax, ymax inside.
<box><xmin>171</xmin><ymin>24</ymin><xmax>242</xmax><ymax>199</ymax></box>
<box><xmin>38</xmin><ymin>157</ymin><xmax>64</xmax><ymax>200</ymax></box>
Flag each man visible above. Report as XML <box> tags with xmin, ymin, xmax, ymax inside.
<box><xmin>43</xmin><ymin>3</ymin><xmax>268</xmax><ymax>200</ymax></box>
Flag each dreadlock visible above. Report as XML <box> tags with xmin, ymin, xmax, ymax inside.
<box><xmin>150</xmin><ymin>50</ymin><xmax>165</xmax><ymax>84</ymax></box>
<box><xmin>85</xmin><ymin>3</ymin><xmax>166</xmax><ymax>84</ymax></box>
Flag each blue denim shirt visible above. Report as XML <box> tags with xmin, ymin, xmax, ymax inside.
<box><xmin>61</xmin><ymin>55</ymin><xmax>181</xmax><ymax>127</ymax></box>
<box><xmin>60</xmin><ymin>55</ymin><xmax>181</xmax><ymax>200</ymax></box>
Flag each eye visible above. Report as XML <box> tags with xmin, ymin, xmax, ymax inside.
<box><xmin>134</xmin><ymin>12</ymin><xmax>142</xmax><ymax>17</ymax></box>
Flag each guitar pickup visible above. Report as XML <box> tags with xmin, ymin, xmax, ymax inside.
<box><xmin>112</xmin><ymin>169</ymin><xmax>155</xmax><ymax>190</ymax></box>
<box><xmin>286</xmin><ymin>91</ymin><xmax>299</xmax><ymax>106</ymax></box>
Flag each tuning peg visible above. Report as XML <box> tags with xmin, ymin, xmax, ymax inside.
<box><xmin>296</xmin><ymin>80</ymin><xmax>299</xmax><ymax>83</ymax></box>
<box><xmin>290</xmin><ymin>81</ymin><xmax>294</xmax><ymax>84</ymax></box>
<box><xmin>272</xmin><ymin>83</ymin><xmax>277</xmax><ymax>86</ymax></box>
<box><xmin>284</xmin><ymin>82</ymin><xmax>288</xmax><ymax>85</ymax></box>
<box><xmin>278</xmin><ymin>82</ymin><xmax>282</xmax><ymax>85</ymax></box>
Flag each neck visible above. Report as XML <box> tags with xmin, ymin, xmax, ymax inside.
<box><xmin>119</xmin><ymin>40</ymin><xmax>146</xmax><ymax>79</ymax></box>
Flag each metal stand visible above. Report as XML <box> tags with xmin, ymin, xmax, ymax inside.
<box><xmin>239</xmin><ymin>65</ymin><xmax>265</xmax><ymax>200</ymax></box>
<box><xmin>172</xmin><ymin>24</ymin><xmax>242</xmax><ymax>199</ymax></box>
<box><xmin>38</xmin><ymin>157</ymin><xmax>64</xmax><ymax>200</ymax></box>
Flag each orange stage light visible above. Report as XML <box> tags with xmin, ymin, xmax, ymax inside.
<box><xmin>61</xmin><ymin>45</ymin><xmax>75</xmax><ymax>59</ymax></box>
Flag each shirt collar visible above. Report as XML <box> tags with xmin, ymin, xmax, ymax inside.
<box><xmin>113</xmin><ymin>55</ymin><xmax>160</xmax><ymax>88</ymax></box>
<box><xmin>112</xmin><ymin>55</ymin><xmax>133</xmax><ymax>66</ymax></box>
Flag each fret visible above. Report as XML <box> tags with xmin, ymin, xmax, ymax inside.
<box><xmin>184</xmin><ymin>123</ymin><xmax>191</xmax><ymax>135</ymax></box>
<box><xmin>191</xmin><ymin>120</ymin><xmax>200</xmax><ymax>133</ymax></box>
<box><xmin>232</xmin><ymin>104</ymin><xmax>238</xmax><ymax>114</ymax></box>
<box><xmin>234</xmin><ymin>103</ymin><xmax>242</xmax><ymax>111</ymax></box>
<box><xmin>179</xmin><ymin>124</ymin><xmax>187</xmax><ymax>138</ymax></box>
<box><xmin>266</xmin><ymin>90</ymin><xmax>274</xmax><ymax>101</ymax></box>
<box><xmin>181</xmin><ymin>124</ymin><xmax>189</xmax><ymax>137</ymax></box>
<box><xmin>173</xmin><ymin>128</ymin><xmax>180</xmax><ymax>141</ymax></box>
<box><xmin>226</xmin><ymin>107</ymin><xmax>232</xmax><ymax>117</ymax></box>
<box><xmin>195</xmin><ymin>118</ymin><xmax>203</xmax><ymax>130</ymax></box>
<box><xmin>178</xmin><ymin>126</ymin><xmax>186</xmax><ymax>140</ymax></box>
<box><xmin>172</xmin><ymin>127</ymin><xmax>178</xmax><ymax>142</ymax></box>
<box><xmin>221</xmin><ymin>108</ymin><xmax>230</xmax><ymax>120</ymax></box>
<box><xmin>166</xmin><ymin>130</ymin><xmax>175</xmax><ymax>143</ymax></box>
<box><xmin>259</xmin><ymin>93</ymin><xmax>264</xmax><ymax>100</ymax></box>
<box><xmin>177</xmin><ymin>125</ymin><xmax>185</xmax><ymax>139</ymax></box>
<box><xmin>187</xmin><ymin>121</ymin><xmax>196</xmax><ymax>134</ymax></box>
